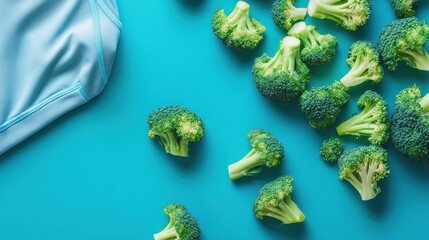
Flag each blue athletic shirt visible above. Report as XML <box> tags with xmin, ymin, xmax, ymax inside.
<box><xmin>0</xmin><ymin>0</ymin><xmax>121</xmax><ymax>154</ymax></box>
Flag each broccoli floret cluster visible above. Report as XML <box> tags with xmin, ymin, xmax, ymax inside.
<box><xmin>338</xmin><ymin>146</ymin><xmax>389</xmax><ymax>201</ymax></box>
<box><xmin>252</xmin><ymin>36</ymin><xmax>310</xmax><ymax>102</ymax></box>
<box><xmin>153</xmin><ymin>204</ymin><xmax>201</xmax><ymax>240</ymax></box>
<box><xmin>212</xmin><ymin>1</ymin><xmax>266</xmax><ymax>51</ymax></box>
<box><xmin>148</xmin><ymin>106</ymin><xmax>205</xmax><ymax>157</ymax></box>
<box><xmin>307</xmin><ymin>0</ymin><xmax>371</xmax><ymax>31</ymax></box>
<box><xmin>300</xmin><ymin>81</ymin><xmax>350</xmax><ymax>129</ymax></box>
<box><xmin>320</xmin><ymin>138</ymin><xmax>344</xmax><ymax>163</ymax></box>
<box><xmin>300</xmin><ymin>41</ymin><xmax>383</xmax><ymax>129</ymax></box>
<box><xmin>336</xmin><ymin>90</ymin><xmax>389</xmax><ymax>145</ymax></box>
<box><xmin>253</xmin><ymin>176</ymin><xmax>305</xmax><ymax>224</ymax></box>
<box><xmin>378</xmin><ymin>17</ymin><xmax>429</xmax><ymax>71</ymax></box>
<box><xmin>391</xmin><ymin>0</ymin><xmax>417</xmax><ymax>18</ymax></box>
<box><xmin>288</xmin><ymin>21</ymin><xmax>338</xmax><ymax>67</ymax></box>
<box><xmin>228</xmin><ymin>129</ymin><xmax>284</xmax><ymax>180</ymax></box>
<box><xmin>391</xmin><ymin>85</ymin><xmax>429</xmax><ymax>162</ymax></box>
<box><xmin>272</xmin><ymin>0</ymin><xmax>307</xmax><ymax>31</ymax></box>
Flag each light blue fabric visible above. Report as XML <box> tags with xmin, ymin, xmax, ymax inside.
<box><xmin>0</xmin><ymin>0</ymin><xmax>121</xmax><ymax>154</ymax></box>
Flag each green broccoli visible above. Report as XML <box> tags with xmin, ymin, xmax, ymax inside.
<box><xmin>338</xmin><ymin>146</ymin><xmax>389</xmax><ymax>201</ymax></box>
<box><xmin>148</xmin><ymin>106</ymin><xmax>204</xmax><ymax>157</ymax></box>
<box><xmin>391</xmin><ymin>85</ymin><xmax>429</xmax><ymax>162</ymax></box>
<box><xmin>288</xmin><ymin>21</ymin><xmax>338</xmax><ymax>67</ymax></box>
<box><xmin>320</xmin><ymin>138</ymin><xmax>344</xmax><ymax>163</ymax></box>
<box><xmin>212</xmin><ymin>1</ymin><xmax>266</xmax><ymax>51</ymax></box>
<box><xmin>391</xmin><ymin>0</ymin><xmax>417</xmax><ymax>18</ymax></box>
<box><xmin>253</xmin><ymin>176</ymin><xmax>305</xmax><ymax>224</ymax></box>
<box><xmin>307</xmin><ymin>0</ymin><xmax>371</xmax><ymax>31</ymax></box>
<box><xmin>300</xmin><ymin>41</ymin><xmax>383</xmax><ymax>129</ymax></box>
<box><xmin>336</xmin><ymin>90</ymin><xmax>389</xmax><ymax>145</ymax></box>
<box><xmin>153</xmin><ymin>204</ymin><xmax>201</xmax><ymax>240</ymax></box>
<box><xmin>228</xmin><ymin>129</ymin><xmax>284</xmax><ymax>181</ymax></box>
<box><xmin>272</xmin><ymin>0</ymin><xmax>307</xmax><ymax>31</ymax></box>
<box><xmin>252</xmin><ymin>36</ymin><xmax>310</xmax><ymax>102</ymax></box>
<box><xmin>378</xmin><ymin>17</ymin><xmax>429</xmax><ymax>71</ymax></box>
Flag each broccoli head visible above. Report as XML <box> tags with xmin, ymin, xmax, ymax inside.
<box><xmin>378</xmin><ymin>17</ymin><xmax>429</xmax><ymax>71</ymax></box>
<box><xmin>391</xmin><ymin>0</ymin><xmax>417</xmax><ymax>18</ymax></box>
<box><xmin>153</xmin><ymin>204</ymin><xmax>201</xmax><ymax>240</ymax></box>
<box><xmin>337</xmin><ymin>90</ymin><xmax>389</xmax><ymax>145</ymax></box>
<box><xmin>253</xmin><ymin>176</ymin><xmax>305</xmax><ymax>224</ymax></box>
<box><xmin>228</xmin><ymin>129</ymin><xmax>284</xmax><ymax>181</ymax></box>
<box><xmin>338</xmin><ymin>146</ymin><xmax>389</xmax><ymax>201</ymax></box>
<box><xmin>252</xmin><ymin>36</ymin><xmax>310</xmax><ymax>102</ymax></box>
<box><xmin>300</xmin><ymin>81</ymin><xmax>350</xmax><ymax>129</ymax></box>
<box><xmin>307</xmin><ymin>0</ymin><xmax>371</xmax><ymax>31</ymax></box>
<box><xmin>391</xmin><ymin>85</ymin><xmax>429</xmax><ymax>162</ymax></box>
<box><xmin>148</xmin><ymin>106</ymin><xmax>204</xmax><ymax>157</ymax></box>
<box><xmin>272</xmin><ymin>0</ymin><xmax>307</xmax><ymax>30</ymax></box>
<box><xmin>288</xmin><ymin>21</ymin><xmax>338</xmax><ymax>67</ymax></box>
<box><xmin>212</xmin><ymin>1</ymin><xmax>266</xmax><ymax>51</ymax></box>
<box><xmin>320</xmin><ymin>138</ymin><xmax>344</xmax><ymax>163</ymax></box>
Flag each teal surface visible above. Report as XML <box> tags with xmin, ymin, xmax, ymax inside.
<box><xmin>1</xmin><ymin>1</ymin><xmax>429</xmax><ymax>239</ymax></box>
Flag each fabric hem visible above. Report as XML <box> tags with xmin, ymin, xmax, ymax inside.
<box><xmin>0</xmin><ymin>82</ymin><xmax>89</xmax><ymax>155</ymax></box>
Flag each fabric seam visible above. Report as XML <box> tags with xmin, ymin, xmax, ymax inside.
<box><xmin>96</xmin><ymin>0</ymin><xmax>122</xmax><ymax>29</ymax></box>
<box><xmin>90</xmin><ymin>0</ymin><xmax>109</xmax><ymax>84</ymax></box>
<box><xmin>0</xmin><ymin>82</ymin><xmax>85</xmax><ymax>132</ymax></box>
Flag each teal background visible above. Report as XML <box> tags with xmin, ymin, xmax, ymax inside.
<box><xmin>1</xmin><ymin>0</ymin><xmax>429</xmax><ymax>239</ymax></box>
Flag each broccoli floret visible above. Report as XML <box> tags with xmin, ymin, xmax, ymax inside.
<box><xmin>336</xmin><ymin>91</ymin><xmax>389</xmax><ymax>145</ymax></box>
<box><xmin>320</xmin><ymin>138</ymin><xmax>344</xmax><ymax>163</ymax></box>
<box><xmin>300</xmin><ymin>82</ymin><xmax>349</xmax><ymax>129</ymax></box>
<box><xmin>212</xmin><ymin>1</ymin><xmax>266</xmax><ymax>51</ymax></box>
<box><xmin>391</xmin><ymin>0</ymin><xmax>417</xmax><ymax>18</ymax></box>
<box><xmin>340</xmin><ymin>41</ymin><xmax>384</xmax><ymax>88</ymax></box>
<box><xmin>253</xmin><ymin>176</ymin><xmax>305</xmax><ymax>224</ymax></box>
<box><xmin>288</xmin><ymin>21</ymin><xmax>338</xmax><ymax>67</ymax></box>
<box><xmin>228</xmin><ymin>129</ymin><xmax>284</xmax><ymax>180</ymax></box>
<box><xmin>153</xmin><ymin>204</ymin><xmax>201</xmax><ymax>240</ymax></box>
<box><xmin>307</xmin><ymin>0</ymin><xmax>371</xmax><ymax>31</ymax></box>
<box><xmin>272</xmin><ymin>0</ymin><xmax>307</xmax><ymax>30</ymax></box>
<box><xmin>391</xmin><ymin>85</ymin><xmax>429</xmax><ymax>162</ymax></box>
<box><xmin>148</xmin><ymin>106</ymin><xmax>205</xmax><ymax>157</ymax></box>
<box><xmin>252</xmin><ymin>36</ymin><xmax>310</xmax><ymax>102</ymax></box>
<box><xmin>378</xmin><ymin>17</ymin><xmax>429</xmax><ymax>71</ymax></box>
<box><xmin>299</xmin><ymin>41</ymin><xmax>383</xmax><ymax>129</ymax></box>
<box><xmin>338</xmin><ymin>146</ymin><xmax>389</xmax><ymax>201</ymax></box>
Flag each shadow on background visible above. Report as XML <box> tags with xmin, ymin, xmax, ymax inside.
<box><xmin>177</xmin><ymin>0</ymin><xmax>207</xmax><ymax>11</ymax></box>
<box><xmin>149</xmin><ymin>137</ymin><xmax>206</xmax><ymax>172</ymax></box>
<box><xmin>260</xmin><ymin>217</ymin><xmax>308</xmax><ymax>239</ymax></box>
<box><xmin>219</xmin><ymin>39</ymin><xmax>266</xmax><ymax>68</ymax></box>
<box><xmin>366</xmin><ymin>174</ymin><xmax>391</xmax><ymax>217</ymax></box>
<box><xmin>391</xmin><ymin>145</ymin><xmax>429</xmax><ymax>181</ymax></box>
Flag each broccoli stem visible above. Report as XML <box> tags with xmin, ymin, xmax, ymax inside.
<box><xmin>336</xmin><ymin>105</ymin><xmax>378</xmax><ymax>136</ymax></box>
<box><xmin>227</xmin><ymin>1</ymin><xmax>255</xmax><ymax>32</ymax></box>
<box><xmin>344</xmin><ymin>160</ymin><xmax>384</xmax><ymax>201</ymax></box>
<box><xmin>287</xmin><ymin>2</ymin><xmax>307</xmax><ymax>21</ymax></box>
<box><xmin>420</xmin><ymin>93</ymin><xmax>429</xmax><ymax>112</ymax></box>
<box><xmin>153</xmin><ymin>222</ymin><xmax>178</xmax><ymax>240</ymax></box>
<box><xmin>159</xmin><ymin>132</ymin><xmax>189</xmax><ymax>157</ymax></box>
<box><xmin>289</xmin><ymin>22</ymin><xmax>322</xmax><ymax>47</ymax></box>
<box><xmin>228</xmin><ymin>149</ymin><xmax>263</xmax><ymax>180</ymax></box>
<box><xmin>308</xmin><ymin>0</ymin><xmax>351</xmax><ymax>24</ymax></box>
<box><xmin>401</xmin><ymin>47</ymin><xmax>429</xmax><ymax>71</ymax></box>
<box><xmin>264</xmin><ymin>197</ymin><xmax>305</xmax><ymax>224</ymax></box>
<box><xmin>340</xmin><ymin>54</ymin><xmax>374</xmax><ymax>88</ymax></box>
<box><xmin>262</xmin><ymin>37</ymin><xmax>301</xmax><ymax>75</ymax></box>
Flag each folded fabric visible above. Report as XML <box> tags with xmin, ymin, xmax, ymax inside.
<box><xmin>0</xmin><ymin>0</ymin><xmax>121</xmax><ymax>155</ymax></box>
